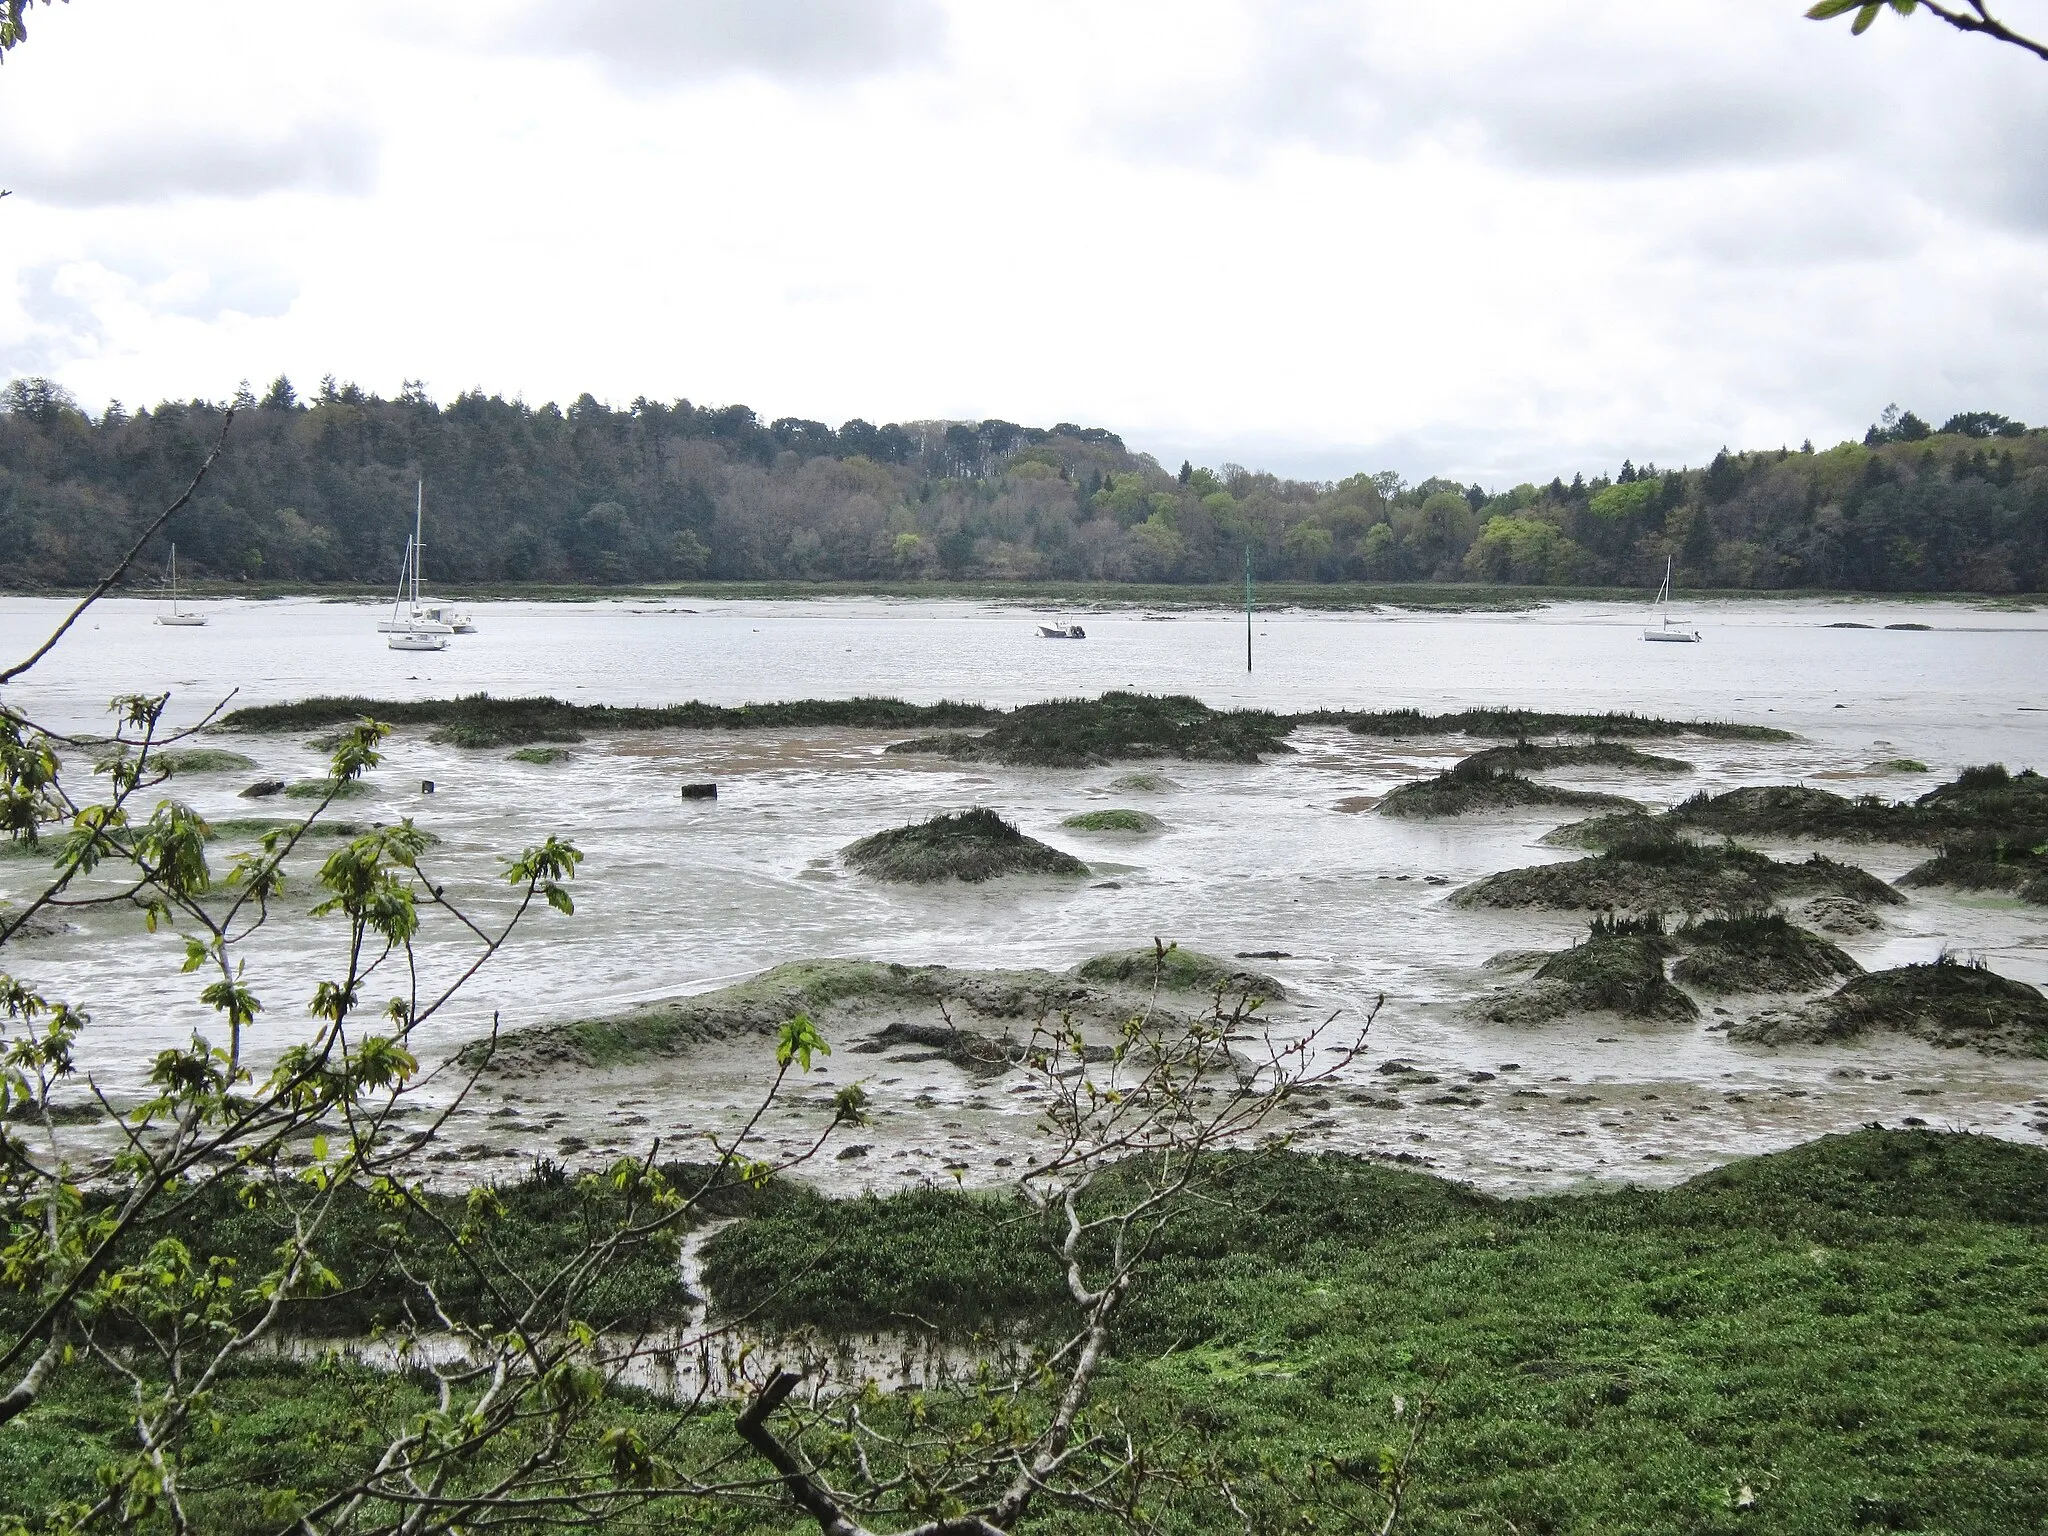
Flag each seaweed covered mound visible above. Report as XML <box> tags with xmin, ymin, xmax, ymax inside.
<box><xmin>1539</xmin><ymin>809</ymin><xmax>1671</xmax><ymax>849</ymax></box>
<box><xmin>887</xmin><ymin>692</ymin><xmax>1294</xmax><ymax>768</ymax></box>
<box><xmin>1379</xmin><ymin>764</ymin><xmax>1639</xmax><ymax>819</ymax></box>
<box><xmin>1335</xmin><ymin>708</ymin><xmax>1791</xmax><ymax>742</ymax></box>
<box><xmin>1670</xmin><ymin>912</ymin><xmax>1862</xmax><ymax>994</ymax></box>
<box><xmin>224</xmin><ymin>692</ymin><xmax>1001</xmax><ymax>747</ymax></box>
<box><xmin>1559</xmin><ymin>765</ymin><xmax>2048</xmax><ymax>851</ymax></box>
<box><xmin>1664</xmin><ymin>784</ymin><xmax>1910</xmax><ymax>842</ymax></box>
<box><xmin>1073</xmin><ymin>947</ymin><xmax>1283</xmax><ymax>998</ymax></box>
<box><xmin>1732</xmin><ymin>956</ymin><xmax>2048</xmax><ymax>1056</ymax></box>
<box><xmin>151</xmin><ymin>747</ymin><xmax>258</xmax><ymax>774</ymax></box>
<box><xmin>1898</xmin><ymin>836</ymin><xmax>2048</xmax><ymax>904</ymax></box>
<box><xmin>843</xmin><ymin>808</ymin><xmax>1087</xmax><ymax>883</ymax></box>
<box><xmin>1458</xmin><ymin>741</ymin><xmax>1693</xmax><ymax>775</ymax></box>
<box><xmin>1916</xmin><ymin>763</ymin><xmax>2048</xmax><ymax>822</ymax></box>
<box><xmin>1470</xmin><ymin>919</ymin><xmax>1695</xmax><ymax>1025</ymax></box>
<box><xmin>1061</xmin><ymin>808</ymin><xmax>1164</xmax><ymax>832</ymax></box>
<box><xmin>1451</xmin><ymin>838</ymin><xmax>1902</xmax><ymax>916</ymax></box>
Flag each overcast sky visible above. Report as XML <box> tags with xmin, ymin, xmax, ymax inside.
<box><xmin>1</xmin><ymin>0</ymin><xmax>2042</xmax><ymax>485</ymax></box>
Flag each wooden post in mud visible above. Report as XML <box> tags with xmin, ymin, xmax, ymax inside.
<box><xmin>1244</xmin><ymin>545</ymin><xmax>1254</xmax><ymax>673</ymax></box>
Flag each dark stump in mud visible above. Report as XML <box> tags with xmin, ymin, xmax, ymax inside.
<box><xmin>1732</xmin><ymin>956</ymin><xmax>2048</xmax><ymax>1056</ymax></box>
<box><xmin>844</xmin><ymin>808</ymin><xmax>1087</xmax><ymax>883</ymax></box>
<box><xmin>1669</xmin><ymin>912</ymin><xmax>1862</xmax><ymax>994</ymax></box>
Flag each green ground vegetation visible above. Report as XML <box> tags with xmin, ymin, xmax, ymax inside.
<box><xmin>8</xmin><ymin>1133</ymin><xmax>2048</xmax><ymax>1533</ymax></box>
<box><xmin>509</xmin><ymin>744</ymin><xmax>574</xmax><ymax>764</ymax></box>
<box><xmin>842</xmin><ymin>807</ymin><xmax>1088</xmax><ymax>883</ymax></box>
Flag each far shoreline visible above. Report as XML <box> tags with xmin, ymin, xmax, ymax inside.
<box><xmin>2</xmin><ymin>578</ymin><xmax>2042</xmax><ymax>613</ymax></box>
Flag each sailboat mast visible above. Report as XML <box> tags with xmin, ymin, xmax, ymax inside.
<box><xmin>412</xmin><ymin>481</ymin><xmax>424</xmax><ymax>609</ymax></box>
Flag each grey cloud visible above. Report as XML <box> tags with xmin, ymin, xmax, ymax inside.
<box><xmin>12</xmin><ymin>119</ymin><xmax>376</xmax><ymax>208</ymax></box>
<box><xmin>549</xmin><ymin>0</ymin><xmax>946</xmax><ymax>87</ymax></box>
<box><xmin>1098</xmin><ymin>2</ymin><xmax>2042</xmax><ymax>236</ymax></box>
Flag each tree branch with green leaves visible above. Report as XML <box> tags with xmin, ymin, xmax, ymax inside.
<box><xmin>1807</xmin><ymin>0</ymin><xmax>2048</xmax><ymax>63</ymax></box>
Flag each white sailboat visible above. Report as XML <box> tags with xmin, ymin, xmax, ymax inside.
<box><xmin>375</xmin><ymin>483</ymin><xmax>475</xmax><ymax>635</ymax></box>
<box><xmin>1642</xmin><ymin>556</ymin><xmax>1701</xmax><ymax>643</ymax></box>
<box><xmin>155</xmin><ymin>544</ymin><xmax>207</xmax><ymax>627</ymax></box>
<box><xmin>387</xmin><ymin>628</ymin><xmax>449</xmax><ymax>652</ymax></box>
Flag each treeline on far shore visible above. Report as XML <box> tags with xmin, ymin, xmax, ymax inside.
<box><xmin>2</xmin><ymin>375</ymin><xmax>2044</xmax><ymax>595</ymax></box>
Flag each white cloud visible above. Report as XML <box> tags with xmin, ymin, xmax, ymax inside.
<box><xmin>0</xmin><ymin>0</ymin><xmax>2042</xmax><ymax>483</ymax></box>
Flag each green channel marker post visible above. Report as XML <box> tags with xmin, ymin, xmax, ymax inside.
<box><xmin>1244</xmin><ymin>545</ymin><xmax>1254</xmax><ymax>672</ymax></box>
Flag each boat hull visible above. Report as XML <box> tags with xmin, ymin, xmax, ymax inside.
<box><xmin>1642</xmin><ymin>629</ymin><xmax>1700</xmax><ymax>643</ymax></box>
<box><xmin>156</xmin><ymin>615</ymin><xmax>208</xmax><ymax>627</ymax></box>
<box><xmin>387</xmin><ymin>633</ymin><xmax>449</xmax><ymax>651</ymax></box>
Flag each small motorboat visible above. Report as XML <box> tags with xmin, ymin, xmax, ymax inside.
<box><xmin>387</xmin><ymin>629</ymin><xmax>449</xmax><ymax>652</ymax></box>
<box><xmin>1036</xmin><ymin>623</ymin><xmax>1087</xmax><ymax>639</ymax></box>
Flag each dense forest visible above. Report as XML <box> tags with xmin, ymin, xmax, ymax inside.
<box><xmin>1</xmin><ymin>376</ymin><xmax>2042</xmax><ymax>592</ymax></box>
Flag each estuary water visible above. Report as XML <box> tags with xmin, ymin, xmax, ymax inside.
<box><xmin>2</xmin><ymin>593</ymin><xmax>2044</xmax><ymax>1192</ymax></box>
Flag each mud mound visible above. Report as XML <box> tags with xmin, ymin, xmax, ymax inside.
<box><xmin>1379</xmin><ymin>767</ymin><xmax>1638</xmax><ymax>819</ymax></box>
<box><xmin>1106</xmin><ymin>771</ymin><xmax>1182</xmax><ymax>794</ymax></box>
<box><xmin>1540</xmin><ymin>811</ymin><xmax>1671</xmax><ymax>849</ymax></box>
<box><xmin>1798</xmin><ymin>894</ymin><xmax>1887</xmax><ymax>934</ymax></box>
<box><xmin>1458</xmin><ymin>741</ymin><xmax>1693</xmax><ymax>775</ymax></box>
<box><xmin>466</xmin><ymin>958</ymin><xmax>1124</xmax><ymax>1075</ymax></box>
<box><xmin>1451</xmin><ymin>839</ymin><xmax>1902</xmax><ymax>916</ymax></box>
<box><xmin>887</xmin><ymin>692</ymin><xmax>1294</xmax><ymax>768</ymax></box>
<box><xmin>1559</xmin><ymin>765</ymin><xmax>2048</xmax><ymax>851</ymax></box>
<box><xmin>1732</xmin><ymin>957</ymin><xmax>2048</xmax><ymax>1056</ymax></box>
<box><xmin>152</xmin><ymin>747</ymin><xmax>258</xmax><ymax>774</ymax></box>
<box><xmin>1336</xmin><ymin>708</ymin><xmax>1790</xmax><ymax>741</ymax></box>
<box><xmin>1467</xmin><ymin>924</ymin><xmax>1694</xmax><ymax>1025</ymax></box>
<box><xmin>843</xmin><ymin>808</ymin><xmax>1087</xmax><ymax>883</ymax></box>
<box><xmin>1898</xmin><ymin>836</ymin><xmax>2048</xmax><ymax>904</ymax></box>
<box><xmin>1664</xmin><ymin>784</ymin><xmax>1912</xmax><ymax>842</ymax></box>
<box><xmin>1073</xmin><ymin>947</ymin><xmax>1283</xmax><ymax>998</ymax></box>
<box><xmin>1669</xmin><ymin>912</ymin><xmax>1862</xmax><ymax>994</ymax></box>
